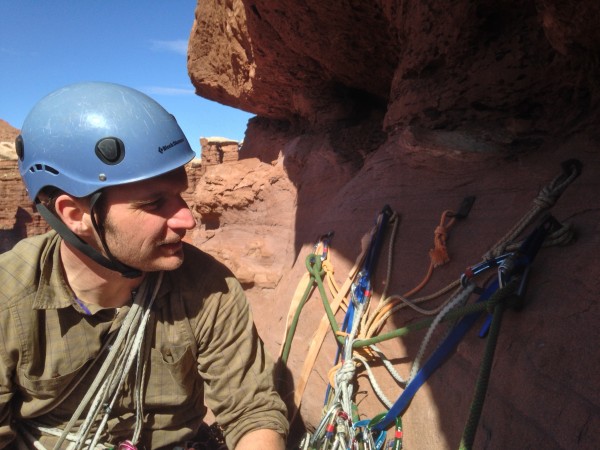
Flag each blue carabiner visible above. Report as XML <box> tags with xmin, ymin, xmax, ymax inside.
<box><xmin>460</xmin><ymin>253</ymin><xmax>510</xmax><ymax>287</ymax></box>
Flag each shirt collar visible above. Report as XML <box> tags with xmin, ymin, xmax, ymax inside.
<box><xmin>33</xmin><ymin>231</ymin><xmax>75</xmax><ymax>311</ymax></box>
<box><xmin>151</xmin><ymin>271</ymin><xmax>173</xmax><ymax>311</ymax></box>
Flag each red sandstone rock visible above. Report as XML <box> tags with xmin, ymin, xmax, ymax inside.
<box><xmin>190</xmin><ymin>154</ymin><xmax>296</xmax><ymax>289</ymax></box>
<box><xmin>0</xmin><ymin>160</ymin><xmax>49</xmax><ymax>251</ymax></box>
<box><xmin>200</xmin><ymin>137</ymin><xmax>240</xmax><ymax>169</ymax></box>
<box><xmin>0</xmin><ymin>121</ymin><xmax>48</xmax><ymax>249</ymax></box>
<box><xmin>189</xmin><ymin>1</ymin><xmax>600</xmax><ymax>144</ymax></box>
<box><xmin>193</xmin><ymin>121</ymin><xmax>599</xmax><ymax>449</ymax></box>
<box><xmin>0</xmin><ymin>119</ymin><xmax>19</xmax><ymax>143</ymax></box>
<box><xmin>0</xmin><ymin>120</ymin><xmax>19</xmax><ymax>161</ymax></box>
<box><xmin>187</xmin><ymin>1</ymin><xmax>600</xmax><ymax>448</ymax></box>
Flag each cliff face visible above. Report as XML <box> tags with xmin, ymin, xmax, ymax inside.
<box><xmin>189</xmin><ymin>1</ymin><xmax>600</xmax><ymax>148</ymax></box>
<box><xmin>0</xmin><ymin>120</ymin><xmax>48</xmax><ymax>250</ymax></box>
<box><xmin>188</xmin><ymin>1</ymin><xmax>600</xmax><ymax>449</ymax></box>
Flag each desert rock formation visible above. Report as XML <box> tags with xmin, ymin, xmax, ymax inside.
<box><xmin>0</xmin><ymin>119</ymin><xmax>19</xmax><ymax>161</ymax></box>
<box><xmin>188</xmin><ymin>1</ymin><xmax>599</xmax><ymax>449</ymax></box>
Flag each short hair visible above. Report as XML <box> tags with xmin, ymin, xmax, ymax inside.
<box><xmin>36</xmin><ymin>186</ymin><xmax>65</xmax><ymax>214</ymax></box>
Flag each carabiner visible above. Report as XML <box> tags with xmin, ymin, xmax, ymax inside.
<box><xmin>461</xmin><ymin>253</ymin><xmax>511</xmax><ymax>287</ymax></box>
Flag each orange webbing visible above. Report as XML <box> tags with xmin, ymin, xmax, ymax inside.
<box><xmin>429</xmin><ymin>210</ymin><xmax>456</xmax><ymax>268</ymax></box>
<box><xmin>364</xmin><ymin>210</ymin><xmax>457</xmax><ymax>337</ymax></box>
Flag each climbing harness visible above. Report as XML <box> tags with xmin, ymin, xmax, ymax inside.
<box><xmin>280</xmin><ymin>159</ymin><xmax>582</xmax><ymax>449</ymax></box>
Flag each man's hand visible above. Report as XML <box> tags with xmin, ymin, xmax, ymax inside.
<box><xmin>234</xmin><ymin>428</ymin><xmax>285</xmax><ymax>450</ymax></box>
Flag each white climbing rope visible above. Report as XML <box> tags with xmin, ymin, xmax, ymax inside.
<box><xmin>52</xmin><ymin>271</ymin><xmax>164</xmax><ymax>450</ymax></box>
<box><xmin>408</xmin><ymin>283</ymin><xmax>476</xmax><ymax>383</ymax></box>
<box><xmin>353</xmin><ymin>354</ymin><xmax>394</xmax><ymax>408</ymax></box>
<box><xmin>369</xmin><ymin>344</ymin><xmax>407</xmax><ymax>386</ymax></box>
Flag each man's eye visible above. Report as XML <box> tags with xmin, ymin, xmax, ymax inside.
<box><xmin>141</xmin><ymin>199</ymin><xmax>163</xmax><ymax>210</ymax></box>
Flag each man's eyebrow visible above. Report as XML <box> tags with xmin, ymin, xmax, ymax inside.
<box><xmin>129</xmin><ymin>183</ymin><xmax>189</xmax><ymax>204</ymax></box>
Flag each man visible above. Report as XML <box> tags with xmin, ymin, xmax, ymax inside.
<box><xmin>0</xmin><ymin>82</ymin><xmax>288</xmax><ymax>449</ymax></box>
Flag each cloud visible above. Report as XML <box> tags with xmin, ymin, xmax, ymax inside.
<box><xmin>142</xmin><ymin>86</ymin><xmax>195</xmax><ymax>96</ymax></box>
<box><xmin>149</xmin><ymin>39</ymin><xmax>188</xmax><ymax>55</ymax></box>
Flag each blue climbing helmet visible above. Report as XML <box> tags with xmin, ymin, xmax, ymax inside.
<box><xmin>16</xmin><ymin>81</ymin><xmax>195</xmax><ymax>200</ymax></box>
<box><xmin>15</xmin><ymin>82</ymin><xmax>196</xmax><ymax>278</ymax></box>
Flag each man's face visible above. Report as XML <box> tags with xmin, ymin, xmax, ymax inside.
<box><xmin>98</xmin><ymin>167</ymin><xmax>196</xmax><ymax>272</ymax></box>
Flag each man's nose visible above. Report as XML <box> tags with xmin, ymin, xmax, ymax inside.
<box><xmin>168</xmin><ymin>199</ymin><xmax>196</xmax><ymax>230</ymax></box>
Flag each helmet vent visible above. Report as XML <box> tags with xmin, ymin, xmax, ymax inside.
<box><xmin>95</xmin><ymin>137</ymin><xmax>125</xmax><ymax>165</ymax></box>
<box><xmin>29</xmin><ymin>164</ymin><xmax>59</xmax><ymax>175</ymax></box>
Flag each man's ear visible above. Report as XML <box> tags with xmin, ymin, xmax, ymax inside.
<box><xmin>54</xmin><ymin>194</ymin><xmax>93</xmax><ymax>236</ymax></box>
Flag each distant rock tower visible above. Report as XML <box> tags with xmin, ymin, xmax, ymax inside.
<box><xmin>200</xmin><ymin>137</ymin><xmax>240</xmax><ymax>171</ymax></box>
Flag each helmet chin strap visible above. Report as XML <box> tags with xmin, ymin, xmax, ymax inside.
<box><xmin>35</xmin><ymin>194</ymin><xmax>143</xmax><ymax>279</ymax></box>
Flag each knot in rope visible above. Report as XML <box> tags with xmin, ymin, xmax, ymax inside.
<box><xmin>335</xmin><ymin>360</ymin><xmax>356</xmax><ymax>389</ymax></box>
<box><xmin>430</xmin><ymin>225</ymin><xmax>450</xmax><ymax>267</ymax></box>
<box><xmin>532</xmin><ymin>185</ymin><xmax>559</xmax><ymax>210</ymax></box>
<box><xmin>533</xmin><ymin>160</ymin><xmax>581</xmax><ymax>211</ymax></box>
<box><xmin>429</xmin><ymin>210</ymin><xmax>455</xmax><ymax>268</ymax></box>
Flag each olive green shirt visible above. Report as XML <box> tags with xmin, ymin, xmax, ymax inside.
<box><xmin>0</xmin><ymin>231</ymin><xmax>288</xmax><ymax>449</ymax></box>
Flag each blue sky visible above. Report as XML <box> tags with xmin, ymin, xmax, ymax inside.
<box><xmin>0</xmin><ymin>1</ymin><xmax>254</xmax><ymax>155</ymax></box>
